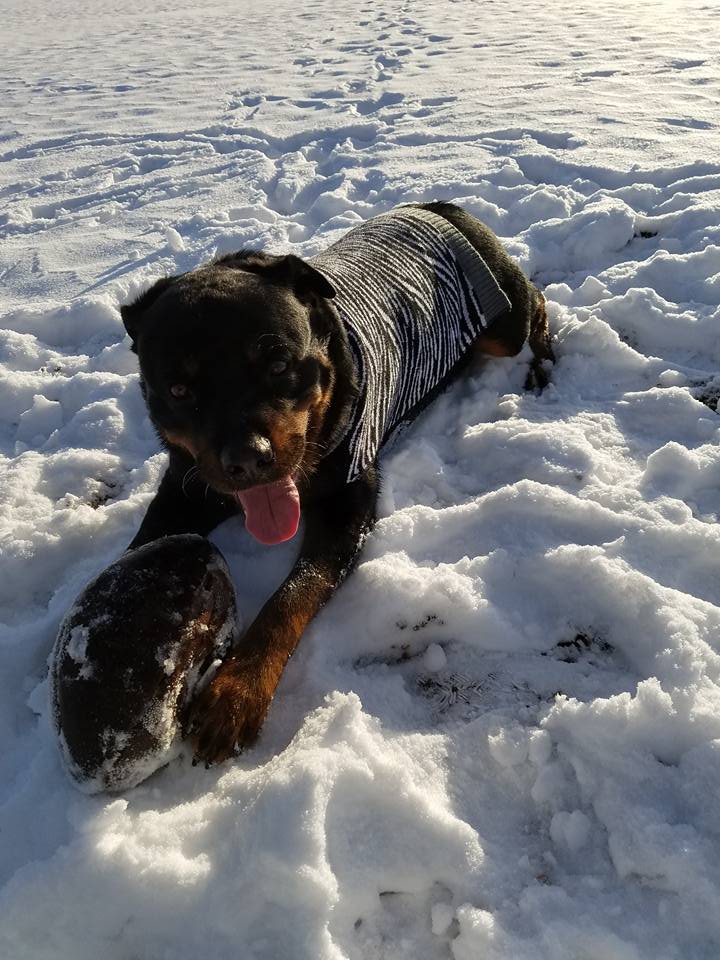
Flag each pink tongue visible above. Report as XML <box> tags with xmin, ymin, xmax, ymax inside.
<box><xmin>236</xmin><ymin>476</ymin><xmax>301</xmax><ymax>545</ymax></box>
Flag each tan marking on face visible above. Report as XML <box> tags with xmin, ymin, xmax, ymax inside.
<box><xmin>310</xmin><ymin>379</ymin><xmax>334</xmax><ymax>419</ymax></box>
<box><xmin>266</xmin><ymin>408</ymin><xmax>310</xmax><ymax>456</ymax></box>
<box><xmin>302</xmin><ymin>356</ymin><xmax>335</xmax><ymax>426</ymax></box>
<box><xmin>293</xmin><ymin>381</ymin><xmax>323</xmax><ymax>414</ymax></box>
<box><xmin>160</xmin><ymin>428</ymin><xmax>199</xmax><ymax>458</ymax></box>
<box><xmin>308</xmin><ymin>372</ymin><xmax>335</xmax><ymax>439</ymax></box>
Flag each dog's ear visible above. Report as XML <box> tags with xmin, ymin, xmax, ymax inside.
<box><xmin>218</xmin><ymin>251</ymin><xmax>336</xmax><ymax>301</ymax></box>
<box><xmin>120</xmin><ymin>276</ymin><xmax>178</xmax><ymax>348</ymax></box>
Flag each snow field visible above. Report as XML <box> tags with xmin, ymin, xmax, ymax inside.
<box><xmin>1</xmin><ymin>0</ymin><xmax>720</xmax><ymax>957</ymax></box>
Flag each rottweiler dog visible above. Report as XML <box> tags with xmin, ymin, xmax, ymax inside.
<box><xmin>121</xmin><ymin>201</ymin><xmax>553</xmax><ymax>766</ymax></box>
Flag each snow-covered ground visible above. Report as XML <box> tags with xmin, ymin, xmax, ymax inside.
<box><xmin>2</xmin><ymin>0</ymin><xmax>720</xmax><ymax>956</ymax></box>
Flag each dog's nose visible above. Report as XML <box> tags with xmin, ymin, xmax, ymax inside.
<box><xmin>220</xmin><ymin>436</ymin><xmax>274</xmax><ymax>484</ymax></box>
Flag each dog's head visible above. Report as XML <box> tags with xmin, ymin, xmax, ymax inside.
<box><xmin>121</xmin><ymin>252</ymin><xmax>345</xmax><ymax>544</ymax></box>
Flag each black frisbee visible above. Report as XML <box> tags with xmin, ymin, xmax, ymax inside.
<box><xmin>51</xmin><ymin>535</ymin><xmax>239</xmax><ymax>792</ymax></box>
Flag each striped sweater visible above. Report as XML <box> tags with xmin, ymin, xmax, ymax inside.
<box><xmin>312</xmin><ymin>205</ymin><xmax>511</xmax><ymax>482</ymax></box>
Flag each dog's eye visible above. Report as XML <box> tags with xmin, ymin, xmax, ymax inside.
<box><xmin>169</xmin><ymin>383</ymin><xmax>189</xmax><ymax>399</ymax></box>
<box><xmin>268</xmin><ymin>359</ymin><xmax>289</xmax><ymax>376</ymax></box>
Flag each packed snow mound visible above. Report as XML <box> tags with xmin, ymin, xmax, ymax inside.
<box><xmin>1</xmin><ymin>0</ymin><xmax>720</xmax><ymax>958</ymax></box>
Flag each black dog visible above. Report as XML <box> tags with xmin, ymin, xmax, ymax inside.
<box><xmin>121</xmin><ymin>201</ymin><xmax>553</xmax><ymax>765</ymax></box>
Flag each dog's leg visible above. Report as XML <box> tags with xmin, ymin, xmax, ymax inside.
<box><xmin>129</xmin><ymin>454</ymin><xmax>239</xmax><ymax>549</ymax></box>
<box><xmin>525</xmin><ymin>296</ymin><xmax>555</xmax><ymax>390</ymax></box>
<box><xmin>474</xmin><ymin>294</ymin><xmax>554</xmax><ymax>391</ymax></box>
<box><xmin>187</xmin><ymin>470</ymin><xmax>378</xmax><ymax>765</ymax></box>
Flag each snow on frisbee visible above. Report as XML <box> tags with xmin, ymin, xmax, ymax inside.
<box><xmin>51</xmin><ymin>536</ymin><xmax>238</xmax><ymax>792</ymax></box>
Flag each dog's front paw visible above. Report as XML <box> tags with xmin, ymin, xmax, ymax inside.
<box><xmin>186</xmin><ymin>659</ymin><xmax>272</xmax><ymax>766</ymax></box>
